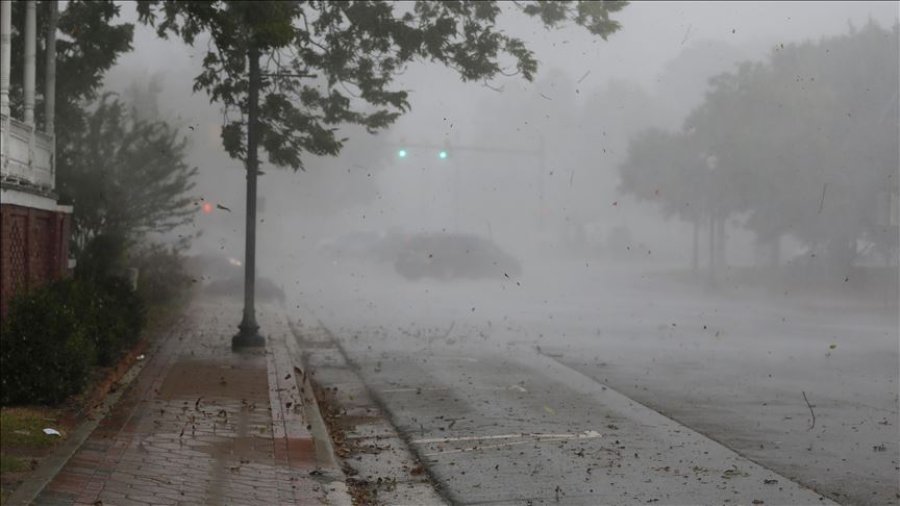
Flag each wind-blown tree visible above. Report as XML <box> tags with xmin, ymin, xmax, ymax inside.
<box><xmin>769</xmin><ymin>22</ymin><xmax>899</xmax><ymax>270</ymax></box>
<box><xmin>690</xmin><ymin>22</ymin><xmax>899</xmax><ymax>272</ymax></box>
<box><xmin>67</xmin><ymin>95</ymin><xmax>197</xmax><ymax>253</ymax></box>
<box><xmin>621</xmin><ymin>21</ymin><xmax>898</xmax><ymax>278</ymax></box>
<box><xmin>681</xmin><ymin>61</ymin><xmax>790</xmax><ymax>271</ymax></box>
<box><xmin>618</xmin><ymin>128</ymin><xmax>709</xmax><ymax>271</ymax></box>
<box><xmin>135</xmin><ymin>1</ymin><xmax>627</xmax><ymax>172</ymax></box>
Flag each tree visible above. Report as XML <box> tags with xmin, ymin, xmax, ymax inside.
<box><xmin>653</xmin><ymin>38</ymin><xmax>748</xmax><ymax>122</ymax></box>
<box><xmin>618</xmin><ymin>128</ymin><xmax>708</xmax><ymax>272</ymax></box>
<box><xmin>135</xmin><ymin>1</ymin><xmax>627</xmax><ymax>172</ymax></box>
<box><xmin>772</xmin><ymin>22</ymin><xmax>899</xmax><ymax>270</ymax></box>
<box><xmin>620</xmin><ymin>21</ymin><xmax>899</xmax><ymax>278</ymax></box>
<box><xmin>691</xmin><ymin>22</ymin><xmax>899</xmax><ymax>272</ymax></box>
<box><xmin>66</xmin><ymin>95</ymin><xmax>197</xmax><ymax>253</ymax></box>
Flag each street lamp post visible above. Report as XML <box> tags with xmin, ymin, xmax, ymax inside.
<box><xmin>232</xmin><ymin>39</ymin><xmax>265</xmax><ymax>349</ymax></box>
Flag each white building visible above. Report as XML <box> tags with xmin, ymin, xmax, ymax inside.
<box><xmin>0</xmin><ymin>1</ymin><xmax>73</xmax><ymax>318</ymax></box>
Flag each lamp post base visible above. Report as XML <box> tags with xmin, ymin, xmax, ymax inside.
<box><xmin>232</xmin><ymin>322</ymin><xmax>265</xmax><ymax>349</ymax></box>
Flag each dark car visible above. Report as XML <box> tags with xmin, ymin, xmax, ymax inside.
<box><xmin>316</xmin><ymin>231</ymin><xmax>388</xmax><ymax>262</ymax></box>
<box><xmin>394</xmin><ymin>233</ymin><xmax>522</xmax><ymax>280</ymax></box>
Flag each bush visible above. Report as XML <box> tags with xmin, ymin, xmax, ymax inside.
<box><xmin>131</xmin><ymin>243</ymin><xmax>192</xmax><ymax>306</ymax></box>
<box><xmin>87</xmin><ymin>277</ymin><xmax>146</xmax><ymax>366</ymax></box>
<box><xmin>75</xmin><ymin>233</ymin><xmax>128</xmax><ymax>282</ymax></box>
<box><xmin>73</xmin><ymin>234</ymin><xmax>148</xmax><ymax>365</ymax></box>
<box><xmin>0</xmin><ymin>276</ymin><xmax>146</xmax><ymax>406</ymax></box>
<box><xmin>0</xmin><ymin>280</ymin><xmax>96</xmax><ymax>405</ymax></box>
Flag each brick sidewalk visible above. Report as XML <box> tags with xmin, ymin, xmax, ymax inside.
<box><xmin>32</xmin><ymin>300</ymin><xmax>349</xmax><ymax>506</ymax></box>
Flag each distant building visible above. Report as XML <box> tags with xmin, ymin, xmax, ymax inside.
<box><xmin>0</xmin><ymin>2</ymin><xmax>72</xmax><ymax>319</ymax></box>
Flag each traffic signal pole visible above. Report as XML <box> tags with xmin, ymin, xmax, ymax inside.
<box><xmin>392</xmin><ymin>141</ymin><xmax>545</xmax><ymax>231</ymax></box>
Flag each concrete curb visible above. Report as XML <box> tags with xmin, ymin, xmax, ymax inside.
<box><xmin>274</xmin><ymin>305</ymin><xmax>353</xmax><ymax>506</ymax></box>
<box><xmin>315</xmin><ymin>324</ymin><xmax>451</xmax><ymax>506</ymax></box>
<box><xmin>282</xmin><ymin>304</ymin><xmax>447</xmax><ymax>505</ymax></box>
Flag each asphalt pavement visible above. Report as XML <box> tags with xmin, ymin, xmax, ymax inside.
<box><xmin>286</xmin><ymin>257</ymin><xmax>898</xmax><ymax>505</ymax></box>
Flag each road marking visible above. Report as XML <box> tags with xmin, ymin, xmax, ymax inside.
<box><xmin>381</xmin><ymin>384</ymin><xmax>529</xmax><ymax>394</ymax></box>
<box><xmin>381</xmin><ymin>387</ymin><xmax>450</xmax><ymax>393</ymax></box>
<box><xmin>415</xmin><ymin>431</ymin><xmax>603</xmax><ymax>457</ymax></box>
<box><xmin>413</xmin><ymin>430</ymin><xmax>601</xmax><ymax>445</ymax></box>
<box><xmin>432</xmin><ymin>355</ymin><xmax>479</xmax><ymax>363</ymax></box>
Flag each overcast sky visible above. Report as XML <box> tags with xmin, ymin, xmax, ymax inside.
<box><xmin>111</xmin><ymin>1</ymin><xmax>898</xmax><ymax>129</ymax></box>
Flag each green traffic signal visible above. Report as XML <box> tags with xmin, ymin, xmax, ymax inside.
<box><xmin>438</xmin><ymin>150</ymin><xmax>448</xmax><ymax>160</ymax></box>
<box><xmin>397</xmin><ymin>148</ymin><xmax>408</xmax><ymax>158</ymax></box>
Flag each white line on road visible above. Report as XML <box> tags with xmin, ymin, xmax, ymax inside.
<box><xmin>381</xmin><ymin>384</ymin><xmax>530</xmax><ymax>394</ymax></box>
<box><xmin>416</xmin><ymin>431</ymin><xmax>603</xmax><ymax>457</ymax></box>
<box><xmin>413</xmin><ymin>430</ymin><xmax>601</xmax><ymax>445</ymax></box>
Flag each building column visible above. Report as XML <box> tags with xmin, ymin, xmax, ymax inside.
<box><xmin>24</xmin><ymin>1</ymin><xmax>36</xmax><ymax>125</ymax></box>
<box><xmin>0</xmin><ymin>1</ymin><xmax>10</xmax><ymax>118</ymax></box>
<box><xmin>45</xmin><ymin>1</ymin><xmax>58</xmax><ymax>136</ymax></box>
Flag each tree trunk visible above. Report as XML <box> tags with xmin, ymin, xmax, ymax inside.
<box><xmin>827</xmin><ymin>235</ymin><xmax>857</xmax><ymax>276</ymax></box>
<box><xmin>691</xmin><ymin>218</ymin><xmax>699</xmax><ymax>273</ymax></box>
<box><xmin>716</xmin><ymin>217</ymin><xmax>726</xmax><ymax>271</ymax></box>
<box><xmin>708</xmin><ymin>214</ymin><xmax>715</xmax><ymax>284</ymax></box>
<box><xmin>769</xmin><ymin>235</ymin><xmax>781</xmax><ymax>268</ymax></box>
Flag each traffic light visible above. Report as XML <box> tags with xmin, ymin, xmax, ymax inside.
<box><xmin>397</xmin><ymin>148</ymin><xmax>408</xmax><ymax>159</ymax></box>
<box><xmin>201</xmin><ymin>201</ymin><xmax>214</xmax><ymax>214</ymax></box>
<box><xmin>438</xmin><ymin>150</ymin><xmax>448</xmax><ymax>160</ymax></box>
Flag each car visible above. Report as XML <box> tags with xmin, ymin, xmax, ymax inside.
<box><xmin>394</xmin><ymin>232</ymin><xmax>522</xmax><ymax>280</ymax></box>
<box><xmin>315</xmin><ymin>231</ymin><xmax>387</xmax><ymax>262</ymax></box>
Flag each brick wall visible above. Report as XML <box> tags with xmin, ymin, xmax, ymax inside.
<box><xmin>0</xmin><ymin>203</ymin><xmax>71</xmax><ymax>320</ymax></box>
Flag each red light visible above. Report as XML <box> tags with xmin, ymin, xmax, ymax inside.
<box><xmin>202</xmin><ymin>202</ymin><xmax>214</xmax><ymax>214</ymax></box>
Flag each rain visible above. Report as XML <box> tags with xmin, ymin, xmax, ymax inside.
<box><xmin>1</xmin><ymin>1</ymin><xmax>896</xmax><ymax>505</ymax></box>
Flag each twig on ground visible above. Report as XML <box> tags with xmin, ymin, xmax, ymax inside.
<box><xmin>802</xmin><ymin>391</ymin><xmax>816</xmax><ymax>430</ymax></box>
<box><xmin>441</xmin><ymin>321</ymin><xmax>456</xmax><ymax>341</ymax></box>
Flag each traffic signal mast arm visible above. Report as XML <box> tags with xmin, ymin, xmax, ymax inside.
<box><xmin>393</xmin><ymin>142</ymin><xmax>543</xmax><ymax>158</ymax></box>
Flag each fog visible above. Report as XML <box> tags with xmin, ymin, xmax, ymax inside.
<box><xmin>103</xmin><ymin>2</ymin><xmax>898</xmax><ymax>279</ymax></box>
<box><xmin>100</xmin><ymin>0</ymin><xmax>899</xmax><ymax>350</ymax></box>
<box><xmin>102</xmin><ymin>0</ymin><xmax>898</xmax><ymax>384</ymax></box>
<box><xmin>88</xmin><ymin>2</ymin><xmax>900</xmax><ymax>504</ymax></box>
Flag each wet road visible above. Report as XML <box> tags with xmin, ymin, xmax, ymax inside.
<box><xmin>285</xmin><ymin>258</ymin><xmax>898</xmax><ymax>505</ymax></box>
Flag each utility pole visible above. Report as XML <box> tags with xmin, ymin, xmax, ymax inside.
<box><xmin>232</xmin><ymin>36</ymin><xmax>265</xmax><ymax>349</ymax></box>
